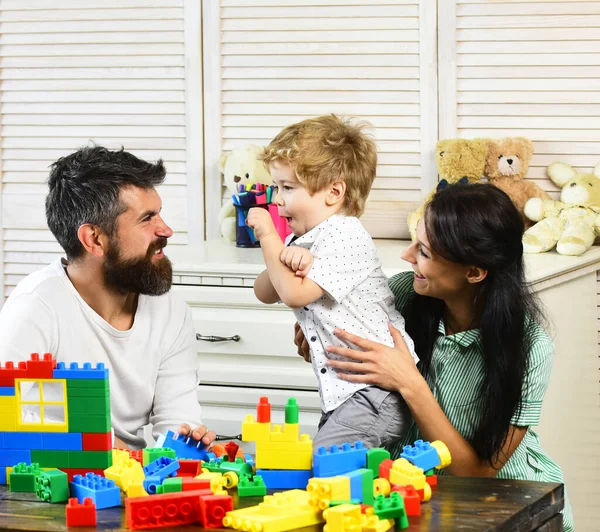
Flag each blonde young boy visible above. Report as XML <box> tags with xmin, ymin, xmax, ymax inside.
<box><xmin>247</xmin><ymin>115</ymin><xmax>418</xmax><ymax>450</ymax></box>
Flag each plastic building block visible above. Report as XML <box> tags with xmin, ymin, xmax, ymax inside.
<box><xmin>68</xmin><ymin>413</ymin><xmax>110</xmax><ymax>433</ymax></box>
<box><xmin>373</xmin><ymin>478</ymin><xmax>391</xmax><ymax>497</ymax></box>
<box><xmin>125</xmin><ymin>490</ymin><xmax>204</xmax><ymax>530</ymax></box>
<box><xmin>426</xmin><ymin>473</ymin><xmax>437</xmax><ymax>487</ymax></box>
<box><xmin>35</xmin><ymin>469</ymin><xmax>69</xmax><ymax>503</ymax></box>
<box><xmin>60</xmin><ymin>468</ymin><xmax>105</xmax><ymax>482</ymax></box>
<box><xmin>4</xmin><ymin>431</ymin><xmax>43</xmax><ymax>449</ymax></box>
<box><xmin>256</xmin><ymin>469</ymin><xmax>311</xmax><ymax>490</ymax></box>
<box><xmin>329</xmin><ymin>499</ymin><xmax>361</xmax><ymax>507</ymax></box>
<box><xmin>388</xmin><ymin>458</ymin><xmax>426</xmax><ymax>491</ymax></box>
<box><xmin>199</xmin><ymin>494</ymin><xmax>234</xmax><ymax>528</ymax></box>
<box><xmin>105</xmin><ymin>458</ymin><xmax>145</xmax><ymax>492</ymax></box>
<box><xmin>241</xmin><ymin>414</ymin><xmax>270</xmax><ymax>442</ymax></box>
<box><xmin>268</xmin><ymin>422</ymin><xmax>300</xmax><ymax>443</ymax></box>
<box><xmin>203</xmin><ymin>456</ymin><xmax>252</xmax><ymax>479</ymax></box>
<box><xmin>366</xmin><ymin>447</ymin><xmax>390</xmax><ymax>479</ymax></box>
<box><xmin>143</xmin><ymin>447</ymin><xmax>176</xmax><ymax>466</ymax></box>
<box><xmin>181</xmin><ymin>477</ymin><xmax>212</xmax><ymax>491</ymax></box>
<box><xmin>244</xmin><ymin>454</ymin><xmax>254</xmax><ymax>468</ymax></box>
<box><xmin>285</xmin><ymin>398</ymin><xmax>299</xmax><ymax>424</ymax></box>
<box><xmin>255</xmin><ymin>435</ymin><xmax>313</xmax><ymax>470</ymax></box>
<box><xmin>42</xmin><ymin>432</ymin><xmax>82</xmax><ymax>451</ymax></box>
<box><xmin>195</xmin><ymin>471</ymin><xmax>227</xmax><ymax>494</ymax></box>
<box><xmin>256</xmin><ymin>396</ymin><xmax>271</xmax><ymax>422</ymax></box>
<box><xmin>128</xmin><ymin>481</ymin><xmax>149</xmax><ymax>498</ymax></box>
<box><xmin>313</xmin><ymin>442</ymin><xmax>368</xmax><ymax>478</ymax></box>
<box><xmin>343</xmin><ymin>468</ymin><xmax>374</xmax><ymax>505</ymax></box>
<box><xmin>143</xmin><ymin>456</ymin><xmax>180</xmax><ymax>481</ymax></box>
<box><xmin>156</xmin><ymin>477</ymin><xmax>183</xmax><ymax>493</ymax></box>
<box><xmin>224</xmin><ymin>441</ymin><xmax>239</xmax><ymax>462</ymax></box>
<box><xmin>129</xmin><ymin>449</ymin><xmax>144</xmax><ymax>463</ymax></box>
<box><xmin>53</xmin><ymin>361</ymin><xmax>108</xmax><ymax>380</ymax></box>
<box><xmin>430</xmin><ymin>440</ymin><xmax>452</xmax><ymax>469</ymax></box>
<box><xmin>307</xmin><ymin>476</ymin><xmax>351</xmax><ymax>510</ymax></box>
<box><xmin>26</xmin><ymin>353</ymin><xmax>56</xmax><ymax>379</ymax></box>
<box><xmin>400</xmin><ymin>439</ymin><xmax>441</xmax><ymax>471</ymax></box>
<box><xmin>0</xmin><ymin>361</ymin><xmax>27</xmax><ymax>387</ymax></box>
<box><xmin>391</xmin><ymin>485</ymin><xmax>421</xmax><ymax>517</ymax></box>
<box><xmin>82</xmin><ymin>432</ymin><xmax>111</xmax><ymax>451</ymax></box>
<box><xmin>361</xmin><ymin>506</ymin><xmax>398</xmax><ymax>532</ymax></box>
<box><xmin>178</xmin><ymin>459</ymin><xmax>202</xmax><ymax>477</ymax></box>
<box><xmin>70</xmin><ymin>472</ymin><xmax>120</xmax><ymax>509</ymax></box>
<box><xmin>0</xmin><ymin>449</ymin><xmax>31</xmax><ymax>467</ymax></box>
<box><xmin>378</xmin><ymin>459</ymin><xmax>393</xmax><ymax>481</ymax></box>
<box><xmin>9</xmin><ymin>462</ymin><xmax>42</xmax><ymax>492</ymax></box>
<box><xmin>66</xmin><ymin>497</ymin><xmax>97</xmax><ymax>526</ymax></box>
<box><xmin>238</xmin><ymin>475</ymin><xmax>267</xmax><ymax>497</ymax></box>
<box><xmin>68</xmin><ymin>450</ymin><xmax>112</xmax><ymax>469</ymax></box>
<box><xmin>222</xmin><ymin>490</ymin><xmax>324</xmax><ymax>532</ymax></box>
<box><xmin>112</xmin><ymin>448</ymin><xmax>130</xmax><ymax>465</ymax></box>
<box><xmin>0</xmin><ymin>387</ymin><xmax>15</xmax><ymax>396</ymax></box>
<box><xmin>155</xmin><ymin>429</ymin><xmax>209</xmax><ymax>460</ymax></box>
<box><xmin>322</xmin><ymin>503</ymin><xmax>362</xmax><ymax>532</ymax></box>
<box><xmin>373</xmin><ymin>492</ymin><xmax>408</xmax><ymax>527</ymax></box>
<box><xmin>143</xmin><ymin>475</ymin><xmax>162</xmax><ymax>495</ymax></box>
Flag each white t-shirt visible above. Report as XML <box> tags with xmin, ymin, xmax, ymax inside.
<box><xmin>286</xmin><ymin>214</ymin><xmax>418</xmax><ymax>412</ymax></box>
<box><xmin>0</xmin><ymin>259</ymin><xmax>203</xmax><ymax>449</ymax></box>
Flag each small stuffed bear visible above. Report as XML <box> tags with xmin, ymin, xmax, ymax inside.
<box><xmin>484</xmin><ymin>137</ymin><xmax>550</xmax><ymax>228</ymax></box>
<box><xmin>523</xmin><ymin>161</ymin><xmax>600</xmax><ymax>256</ymax></box>
<box><xmin>408</xmin><ymin>138</ymin><xmax>488</xmax><ymax>240</ymax></box>
<box><xmin>218</xmin><ymin>144</ymin><xmax>272</xmax><ymax>242</ymax></box>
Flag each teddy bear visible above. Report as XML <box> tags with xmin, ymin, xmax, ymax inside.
<box><xmin>522</xmin><ymin>161</ymin><xmax>600</xmax><ymax>256</ymax></box>
<box><xmin>408</xmin><ymin>138</ymin><xmax>489</xmax><ymax>240</ymax></box>
<box><xmin>484</xmin><ymin>137</ymin><xmax>550</xmax><ymax>228</ymax></box>
<box><xmin>218</xmin><ymin>144</ymin><xmax>272</xmax><ymax>242</ymax></box>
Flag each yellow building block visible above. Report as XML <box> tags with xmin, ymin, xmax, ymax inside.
<box><xmin>360</xmin><ymin>508</ymin><xmax>395</xmax><ymax>532</ymax></box>
<box><xmin>104</xmin><ymin>458</ymin><xmax>144</xmax><ymax>492</ymax></box>
<box><xmin>389</xmin><ymin>458</ymin><xmax>426</xmax><ymax>490</ymax></box>
<box><xmin>223</xmin><ymin>490</ymin><xmax>323</xmax><ymax>532</ymax></box>
<box><xmin>372</xmin><ymin>478</ymin><xmax>390</xmax><ymax>497</ymax></box>
<box><xmin>255</xmin><ymin>434</ymin><xmax>312</xmax><ymax>470</ymax></box>
<box><xmin>241</xmin><ymin>414</ymin><xmax>271</xmax><ymax>442</ymax></box>
<box><xmin>0</xmin><ymin>395</ymin><xmax>16</xmax><ymax>411</ymax></box>
<box><xmin>323</xmin><ymin>503</ymin><xmax>362</xmax><ymax>532</ymax></box>
<box><xmin>307</xmin><ymin>477</ymin><xmax>351</xmax><ymax>510</ymax></box>
<box><xmin>431</xmin><ymin>440</ymin><xmax>452</xmax><ymax>469</ymax></box>
<box><xmin>195</xmin><ymin>471</ymin><xmax>227</xmax><ymax>494</ymax></box>
<box><xmin>111</xmin><ymin>449</ymin><xmax>130</xmax><ymax>466</ymax></box>
<box><xmin>127</xmin><ymin>481</ymin><xmax>149</xmax><ymax>498</ymax></box>
<box><xmin>268</xmin><ymin>423</ymin><xmax>300</xmax><ymax>443</ymax></box>
<box><xmin>0</xmin><ymin>413</ymin><xmax>17</xmax><ymax>431</ymax></box>
<box><xmin>15</xmin><ymin>378</ymin><xmax>69</xmax><ymax>433</ymax></box>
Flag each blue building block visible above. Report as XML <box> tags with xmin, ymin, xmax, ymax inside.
<box><xmin>400</xmin><ymin>439</ymin><xmax>440</xmax><ymax>472</ymax></box>
<box><xmin>3</xmin><ymin>432</ymin><xmax>43</xmax><ymax>450</ymax></box>
<box><xmin>342</xmin><ymin>468</ymin><xmax>374</xmax><ymax>505</ymax></box>
<box><xmin>154</xmin><ymin>430</ymin><xmax>209</xmax><ymax>460</ymax></box>
<box><xmin>143</xmin><ymin>456</ymin><xmax>179</xmax><ymax>481</ymax></box>
<box><xmin>256</xmin><ymin>469</ymin><xmax>312</xmax><ymax>489</ymax></box>
<box><xmin>313</xmin><ymin>442</ymin><xmax>368</xmax><ymax>478</ymax></box>
<box><xmin>142</xmin><ymin>475</ymin><xmax>162</xmax><ymax>495</ymax></box>
<box><xmin>53</xmin><ymin>362</ymin><xmax>109</xmax><ymax>380</ymax></box>
<box><xmin>42</xmin><ymin>433</ymin><xmax>83</xmax><ymax>451</ymax></box>
<box><xmin>69</xmin><ymin>473</ymin><xmax>120</xmax><ymax>509</ymax></box>
<box><xmin>244</xmin><ymin>454</ymin><xmax>254</xmax><ymax>468</ymax></box>
<box><xmin>0</xmin><ymin>387</ymin><xmax>15</xmax><ymax>396</ymax></box>
<box><xmin>0</xmin><ymin>467</ymin><xmax>6</xmax><ymax>484</ymax></box>
<box><xmin>0</xmin><ymin>449</ymin><xmax>31</xmax><ymax>467</ymax></box>
<box><xmin>0</xmin><ymin>433</ymin><xmax>4</xmax><ymax>448</ymax></box>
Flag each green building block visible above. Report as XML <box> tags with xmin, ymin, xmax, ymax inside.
<box><xmin>35</xmin><ymin>470</ymin><xmax>69</xmax><ymax>503</ymax></box>
<box><xmin>329</xmin><ymin>499</ymin><xmax>361</xmax><ymax>507</ymax></box>
<box><xmin>68</xmin><ymin>413</ymin><xmax>111</xmax><ymax>433</ymax></box>
<box><xmin>366</xmin><ymin>447</ymin><xmax>391</xmax><ymax>479</ymax></box>
<box><xmin>156</xmin><ymin>477</ymin><xmax>183</xmax><ymax>494</ymax></box>
<box><xmin>374</xmin><ymin>493</ymin><xmax>407</xmax><ymax>525</ymax></box>
<box><xmin>285</xmin><ymin>398</ymin><xmax>299</xmax><ymax>424</ymax></box>
<box><xmin>31</xmin><ymin>450</ymin><xmax>71</xmax><ymax>469</ymax></box>
<box><xmin>238</xmin><ymin>475</ymin><xmax>267</xmax><ymax>497</ymax></box>
<box><xmin>425</xmin><ymin>468</ymin><xmax>435</xmax><ymax>476</ymax></box>
<box><xmin>67</xmin><ymin>396</ymin><xmax>110</xmax><ymax>416</ymax></box>
<box><xmin>143</xmin><ymin>447</ymin><xmax>176</xmax><ymax>466</ymax></box>
<box><xmin>9</xmin><ymin>462</ymin><xmax>42</xmax><ymax>492</ymax></box>
<box><xmin>68</xmin><ymin>451</ymin><xmax>112</xmax><ymax>469</ymax></box>
<box><xmin>202</xmin><ymin>456</ymin><xmax>252</xmax><ymax>478</ymax></box>
<box><xmin>357</xmin><ymin>468</ymin><xmax>374</xmax><ymax>506</ymax></box>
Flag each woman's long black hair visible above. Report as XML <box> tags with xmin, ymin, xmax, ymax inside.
<box><xmin>404</xmin><ymin>183</ymin><xmax>546</xmax><ymax>466</ymax></box>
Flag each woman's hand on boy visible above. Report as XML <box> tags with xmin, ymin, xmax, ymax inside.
<box><xmin>294</xmin><ymin>322</ymin><xmax>311</xmax><ymax>362</ymax></box>
<box><xmin>246</xmin><ymin>207</ymin><xmax>277</xmax><ymax>241</ymax></box>
<box><xmin>280</xmin><ymin>247</ymin><xmax>314</xmax><ymax>277</ymax></box>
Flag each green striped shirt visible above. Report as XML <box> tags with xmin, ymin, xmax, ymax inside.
<box><xmin>387</xmin><ymin>271</ymin><xmax>574</xmax><ymax>531</ymax></box>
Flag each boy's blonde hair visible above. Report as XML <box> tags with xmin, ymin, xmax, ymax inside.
<box><xmin>260</xmin><ymin>114</ymin><xmax>377</xmax><ymax>217</ymax></box>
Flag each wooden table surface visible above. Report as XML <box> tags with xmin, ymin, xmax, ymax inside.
<box><xmin>0</xmin><ymin>476</ymin><xmax>564</xmax><ymax>531</ymax></box>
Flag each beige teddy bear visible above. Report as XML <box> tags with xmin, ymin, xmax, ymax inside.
<box><xmin>523</xmin><ymin>161</ymin><xmax>600</xmax><ymax>256</ymax></box>
<box><xmin>484</xmin><ymin>137</ymin><xmax>550</xmax><ymax>228</ymax></box>
<box><xmin>408</xmin><ymin>138</ymin><xmax>489</xmax><ymax>240</ymax></box>
<box><xmin>218</xmin><ymin>144</ymin><xmax>272</xmax><ymax>242</ymax></box>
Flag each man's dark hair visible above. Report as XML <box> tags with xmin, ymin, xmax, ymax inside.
<box><xmin>46</xmin><ymin>145</ymin><xmax>166</xmax><ymax>260</ymax></box>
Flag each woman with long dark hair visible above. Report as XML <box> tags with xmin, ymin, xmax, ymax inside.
<box><xmin>295</xmin><ymin>184</ymin><xmax>573</xmax><ymax>530</ymax></box>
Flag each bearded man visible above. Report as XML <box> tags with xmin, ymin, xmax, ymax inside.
<box><xmin>0</xmin><ymin>145</ymin><xmax>215</xmax><ymax>449</ymax></box>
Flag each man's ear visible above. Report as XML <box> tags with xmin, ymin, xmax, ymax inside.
<box><xmin>77</xmin><ymin>224</ymin><xmax>108</xmax><ymax>258</ymax></box>
<box><xmin>326</xmin><ymin>181</ymin><xmax>346</xmax><ymax>207</ymax></box>
<box><xmin>466</xmin><ymin>266</ymin><xmax>488</xmax><ymax>284</ymax></box>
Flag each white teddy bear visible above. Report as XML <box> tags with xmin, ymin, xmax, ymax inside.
<box><xmin>218</xmin><ymin>144</ymin><xmax>272</xmax><ymax>242</ymax></box>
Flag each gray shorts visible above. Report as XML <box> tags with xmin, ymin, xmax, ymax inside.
<box><xmin>312</xmin><ymin>386</ymin><xmax>412</xmax><ymax>451</ymax></box>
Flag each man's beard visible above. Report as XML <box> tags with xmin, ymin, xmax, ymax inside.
<box><xmin>103</xmin><ymin>237</ymin><xmax>173</xmax><ymax>296</ymax></box>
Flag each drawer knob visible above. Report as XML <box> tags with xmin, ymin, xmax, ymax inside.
<box><xmin>196</xmin><ymin>334</ymin><xmax>241</xmax><ymax>343</ymax></box>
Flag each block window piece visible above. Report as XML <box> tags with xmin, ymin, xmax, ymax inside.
<box><xmin>15</xmin><ymin>378</ymin><xmax>68</xmax><ymax>432</ymax></box>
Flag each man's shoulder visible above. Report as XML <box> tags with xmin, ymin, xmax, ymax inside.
<box><xmin>4</xmin><ymin>260</ymin><xmax>67</xmax><ymax>309</ymax></box>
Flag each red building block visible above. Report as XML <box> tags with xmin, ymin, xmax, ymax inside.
<box><xmin>0</xmin><ymin>361</ymin><xmax>27</xmax><ymax>387</ymax></box>
<box><xmin>128</xmin><ymin>450</ymin><xmax>144</xmax><ymax>464</ymax></box>
<box><xmin>60</xmin><ymin>468</ymin><xmax>105</xmax><ymax>482</ymax></box>
<box><xmin>126</xmin><ymin>490</ymin><xmax>204</xmax><ymax>530</ymax></box>
<box><xmin>178</xmin><ymin>459</ymin><xmax>202</xmax><ymax>477</ymax></box>
<box><xmin>182</xmin><ymin>478</ymin><xmax>211</xmax><ymax>491</ymax></box>
<box><xmin>25</xmin><ymin>353</ymin><xmax>56</xmax><ymax>379</ymax></box>
<box><xmin>256</xmin><ymin>396</ymin><xmax>271</xmax><ymax>423</ymax></box>
<box><xmin>223</xmin><ymin>441</ymin><xmax>239</xmax><ymax>462</ymax></box>
<box><xmin>66</xmin><ymin>497</ymin><xmax>97</xmax><ymax>526</ymax></box>
<box><xmin>379</xmin><ymin>458</ymin><xmax>394</xmax><ymax>481</ymax></box>
<box><xmin>391</xmin><ymin>485</ymin><xmax>421</xmax><ymax>516</ymax></box>
<box><xmin>198</xmin><ymin>494</ymin><xmax>233</xmax><ymax>528</ymax></box>
<box><xmin>425</xmin><ymin>474</ymin><xmax>437</xmax><ymax>487</ymax></box>
<box><xmin>82</xmin><ymin>433</ymin><xmax>112</xmax><ymax>451</ymax></box>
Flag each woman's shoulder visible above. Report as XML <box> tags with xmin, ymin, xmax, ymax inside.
<box><xmin>388</xmin><ymin>270</ymin><xmax>415</xmax><ymax>312</ymax></box>
<box><xmin>525</xmin><ymin>318</ymin><xmax>554</xmax><ymax>368</ymax></box>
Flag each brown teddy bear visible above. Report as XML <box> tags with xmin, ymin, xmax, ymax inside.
<box><xmin>408</xmin><ymin>138</ymin><xmax>489</xmax><ymax>240</ymax></box>
<box><xmin>484</xmin><ymin>137</ymin><xmax>550</xmax><ymax>228</ymax></box>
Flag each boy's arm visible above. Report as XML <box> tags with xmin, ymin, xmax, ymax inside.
<box><xmin>254</xmin><ymin>269</ymin><xmax>281</xmax><ymax>304</ymax></box>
